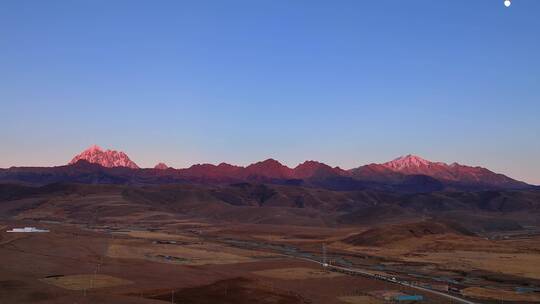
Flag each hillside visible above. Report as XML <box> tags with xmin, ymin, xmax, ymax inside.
<box><xmin>342</xmin><ymin>221</ymin><xmax>475</xmax><ymax>247</ymax></box>
<box><xmin>1</xmin><ymin>183</ymin><xmax>538</xmax><ymax>229</ymax></box>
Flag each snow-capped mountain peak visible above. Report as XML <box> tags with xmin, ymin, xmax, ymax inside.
<box><xmin>68</xmin><ymin>145</ymin><xmax>139</xmax><ymax>169</ymax></box>
<box><xmin>382</xmin><ymin>154</ymin><xmax>433</xmax><ymax>170</ymax></box>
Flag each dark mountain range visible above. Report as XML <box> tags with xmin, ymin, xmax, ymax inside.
<box><xmin>293</xmin><ymin>161</ymin><xmax>347</xmax><ymax>179</ymax></box>
<box><xmin>1</xmin><ymin>182</ymin><xmax>539</xmax><ymax>230</ymax></box>
<box><xmin>0</xmin><ymin>146</ymin><xmax>533</xmax><ymax>192</ymax></box>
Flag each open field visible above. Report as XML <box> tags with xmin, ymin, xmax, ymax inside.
<box><xmin>106</xmin><ymin>238</ymin><xmax>280</xmax><ymax>265</ymax></box>
<box><xmin>147</xmin><ymin>277</ymin><xmax>306</xmax><ymax>304</ymax></box>
<box><xmin>462</xmin><ymin>287</ymin><xmax>540</xmax><ymax>302</ymax></box>
<box><xmin>0</xmin><ymin>219</ymin><xmax>459</xmax><ymax>304</ymax></box>
<box><xmin>111</xmin><ymin>230</ymin><xmax>198</xmax><ymax>242</ymax></box>
<box><xmin>403</xmin><ymin>250</ymin><xmax>540</xmax><ymax>280</ymax></box>
<box><xmin>40</xmin><ymin>274</ymin><xmax>132</xmax><ymax>290</ymax></box>
<box><xmin>334</xmin><ymin>234</ymin><xmax>540</xmax><ymax>283</ymax></box>
<box><xmin>330</xmin><ymin>221</ymin><xmax>540</xmax><ymax>290</ymax></box>
<box><xmin>253</xmin><ymin>267</ymin><xmax>344</xmax><ymax>280</ymax></box>
<box><xmin>338</xmin><ymin>296</ymin><xmax>383</xmax><ymax>304</ymax></box>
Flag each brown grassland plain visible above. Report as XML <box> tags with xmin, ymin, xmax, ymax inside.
<box><xmin>462</xmin><ymin>287</ymin><xmax>540</xmax><ymax>302</ymax></box>
<box><xmin>40</xmin><ymin>274</ymin><xmax>132</xmax><ymax>290</ymax></box>
<box><xmin>0</xmin><ymin>220</ymin><xmax>458</xmax><ymax>304</ymax></box>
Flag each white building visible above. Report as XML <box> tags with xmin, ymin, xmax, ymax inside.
<box><xmin>6</xmin><ymin>227</ymin><xmax>49</xmax><ymax>233</ymax></box>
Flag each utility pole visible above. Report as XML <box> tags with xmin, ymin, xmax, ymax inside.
<box><xmin>322</xmin><ymin>243</ymin><xmax>327</xmax><ymax>266</ymax></box>
<box><xmin>91</xmin><ymin>262</ymin><xmax>99</xmax><ymax>289</ymax></box>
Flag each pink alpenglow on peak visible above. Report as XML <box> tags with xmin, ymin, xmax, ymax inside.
<box><xmin>246</xmin><ymin>158</ymin><xmax>294</xmax><ymax>179</ymax></box>
<box><xmin>87</xmin><ymin>144</ymin><xmax>102</xmax><ymax>152</ymax></box>
<box><xmin>382</xmin><ymin>154</ymin><xmax>435</xmax><ymax>170</ymax></box>
<box><xmin>375</xmin><ymin>154</ymin><xmax>523</xmax><ymax>187</ymax></box>
<box><xmin>293</xmin><ymin>160</ymin><xmax>347</xmax><ymax>178</ymax></box>
<box><xmin>69</xmin><ymin>145</ymin><xmax>139</xmax><ymax>169</ymax></box>
<box><xmin>154</xmin><ymin>163</ymin><xmax>170</xmax><ymax>170</ymax></box>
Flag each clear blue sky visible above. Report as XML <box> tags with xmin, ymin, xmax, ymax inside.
<box><xmin>1</xmin><ymin>0</ymin><xmax>539</xmax><ymax>184</ymax></box>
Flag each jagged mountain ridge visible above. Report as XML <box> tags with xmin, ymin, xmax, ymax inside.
<box><xmin>381</xmin><ymin>154</ymin><xmax>523</xmax><ymax>187</ymax></box>
<box><xmin>0</xmin><ymin>146</ymin><xmax>531</xmax><ymax>191</ymax></box>
<box><xmin>69</xmin><ymin>145</ymin><xmax>139</xmax><ymax>169</ymax></box>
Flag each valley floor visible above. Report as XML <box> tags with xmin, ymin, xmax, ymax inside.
<box><xmin>1</xmin><ymin>218</ymin><xmax>540</xmax><ymax>304</ymax></box>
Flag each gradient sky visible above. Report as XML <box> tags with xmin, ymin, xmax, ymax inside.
<box><xmin>1</xmin><ymin>0</ymin><xmax>539</xmax><ymax>184</ymax></box>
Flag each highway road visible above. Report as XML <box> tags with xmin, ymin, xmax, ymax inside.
<box><xmin>292</xmin><ymin>256</ymin><xmax>479</xmax><ymax>304</ymax></box>
<box><xmin>214</xmin><ymin>236</ymin><xmax>479</xmax><ymax>304</ymax></box>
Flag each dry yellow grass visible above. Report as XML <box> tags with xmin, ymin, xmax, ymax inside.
<box><xmin>41</xmin><ymin>274</ymin><xmax>131</xmax><ymax>290</ymax></box>
<box><xmin>338</xmin><ymin>296</ymin><xmax>383</xmax><ymax>304</ymax></box>
<box><xmin>334</xmin><ymin>235</ymin><xmax>540</xmax><ymax>280</ymax></box>
<box><xmin>402</xmin><ymin>251</ymin><xmax>540</xmax><ymax>280</ymax></box>
<box><xmin>106</xmin><ymin>240</ymin><xmax>274</xmax><ymax>265</ymax></box>
<box><xmin>253</xmin><ymin>267</ymin><xmax>344</xmax><ymax>280</ymax></box>
<box><xmin>171</xmin><ymin>220</ymin><xmax>211</xmax><ymax>226</ymax></box>
<box><xmin>112</xmin><ymin>211</ymin><xmax>171</xmax><ymax>219</ymax></box>
<box><xmin>252</xmin><ymin>234</ymin><xmax>336</xmax><ymax>244</ymax></box>
<box><xmin>113</xmin><ymin>230</ymin><xmax>197</xmax><ymax>242</ymax></box>
<box><xmin>462</xmin><ymin>287</ymin><xmax>540</xmax><ymax>302</ymax></box>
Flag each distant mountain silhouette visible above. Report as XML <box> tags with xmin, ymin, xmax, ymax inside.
<box><xmin>0</xmin><ymin>147</ymin><xmax>531</xmax><ymax>191</ymax></box>
<box><xmin>154</xmin><ymin>162</ymin><xmax>170</xmax><ymax>170</ymax></box>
